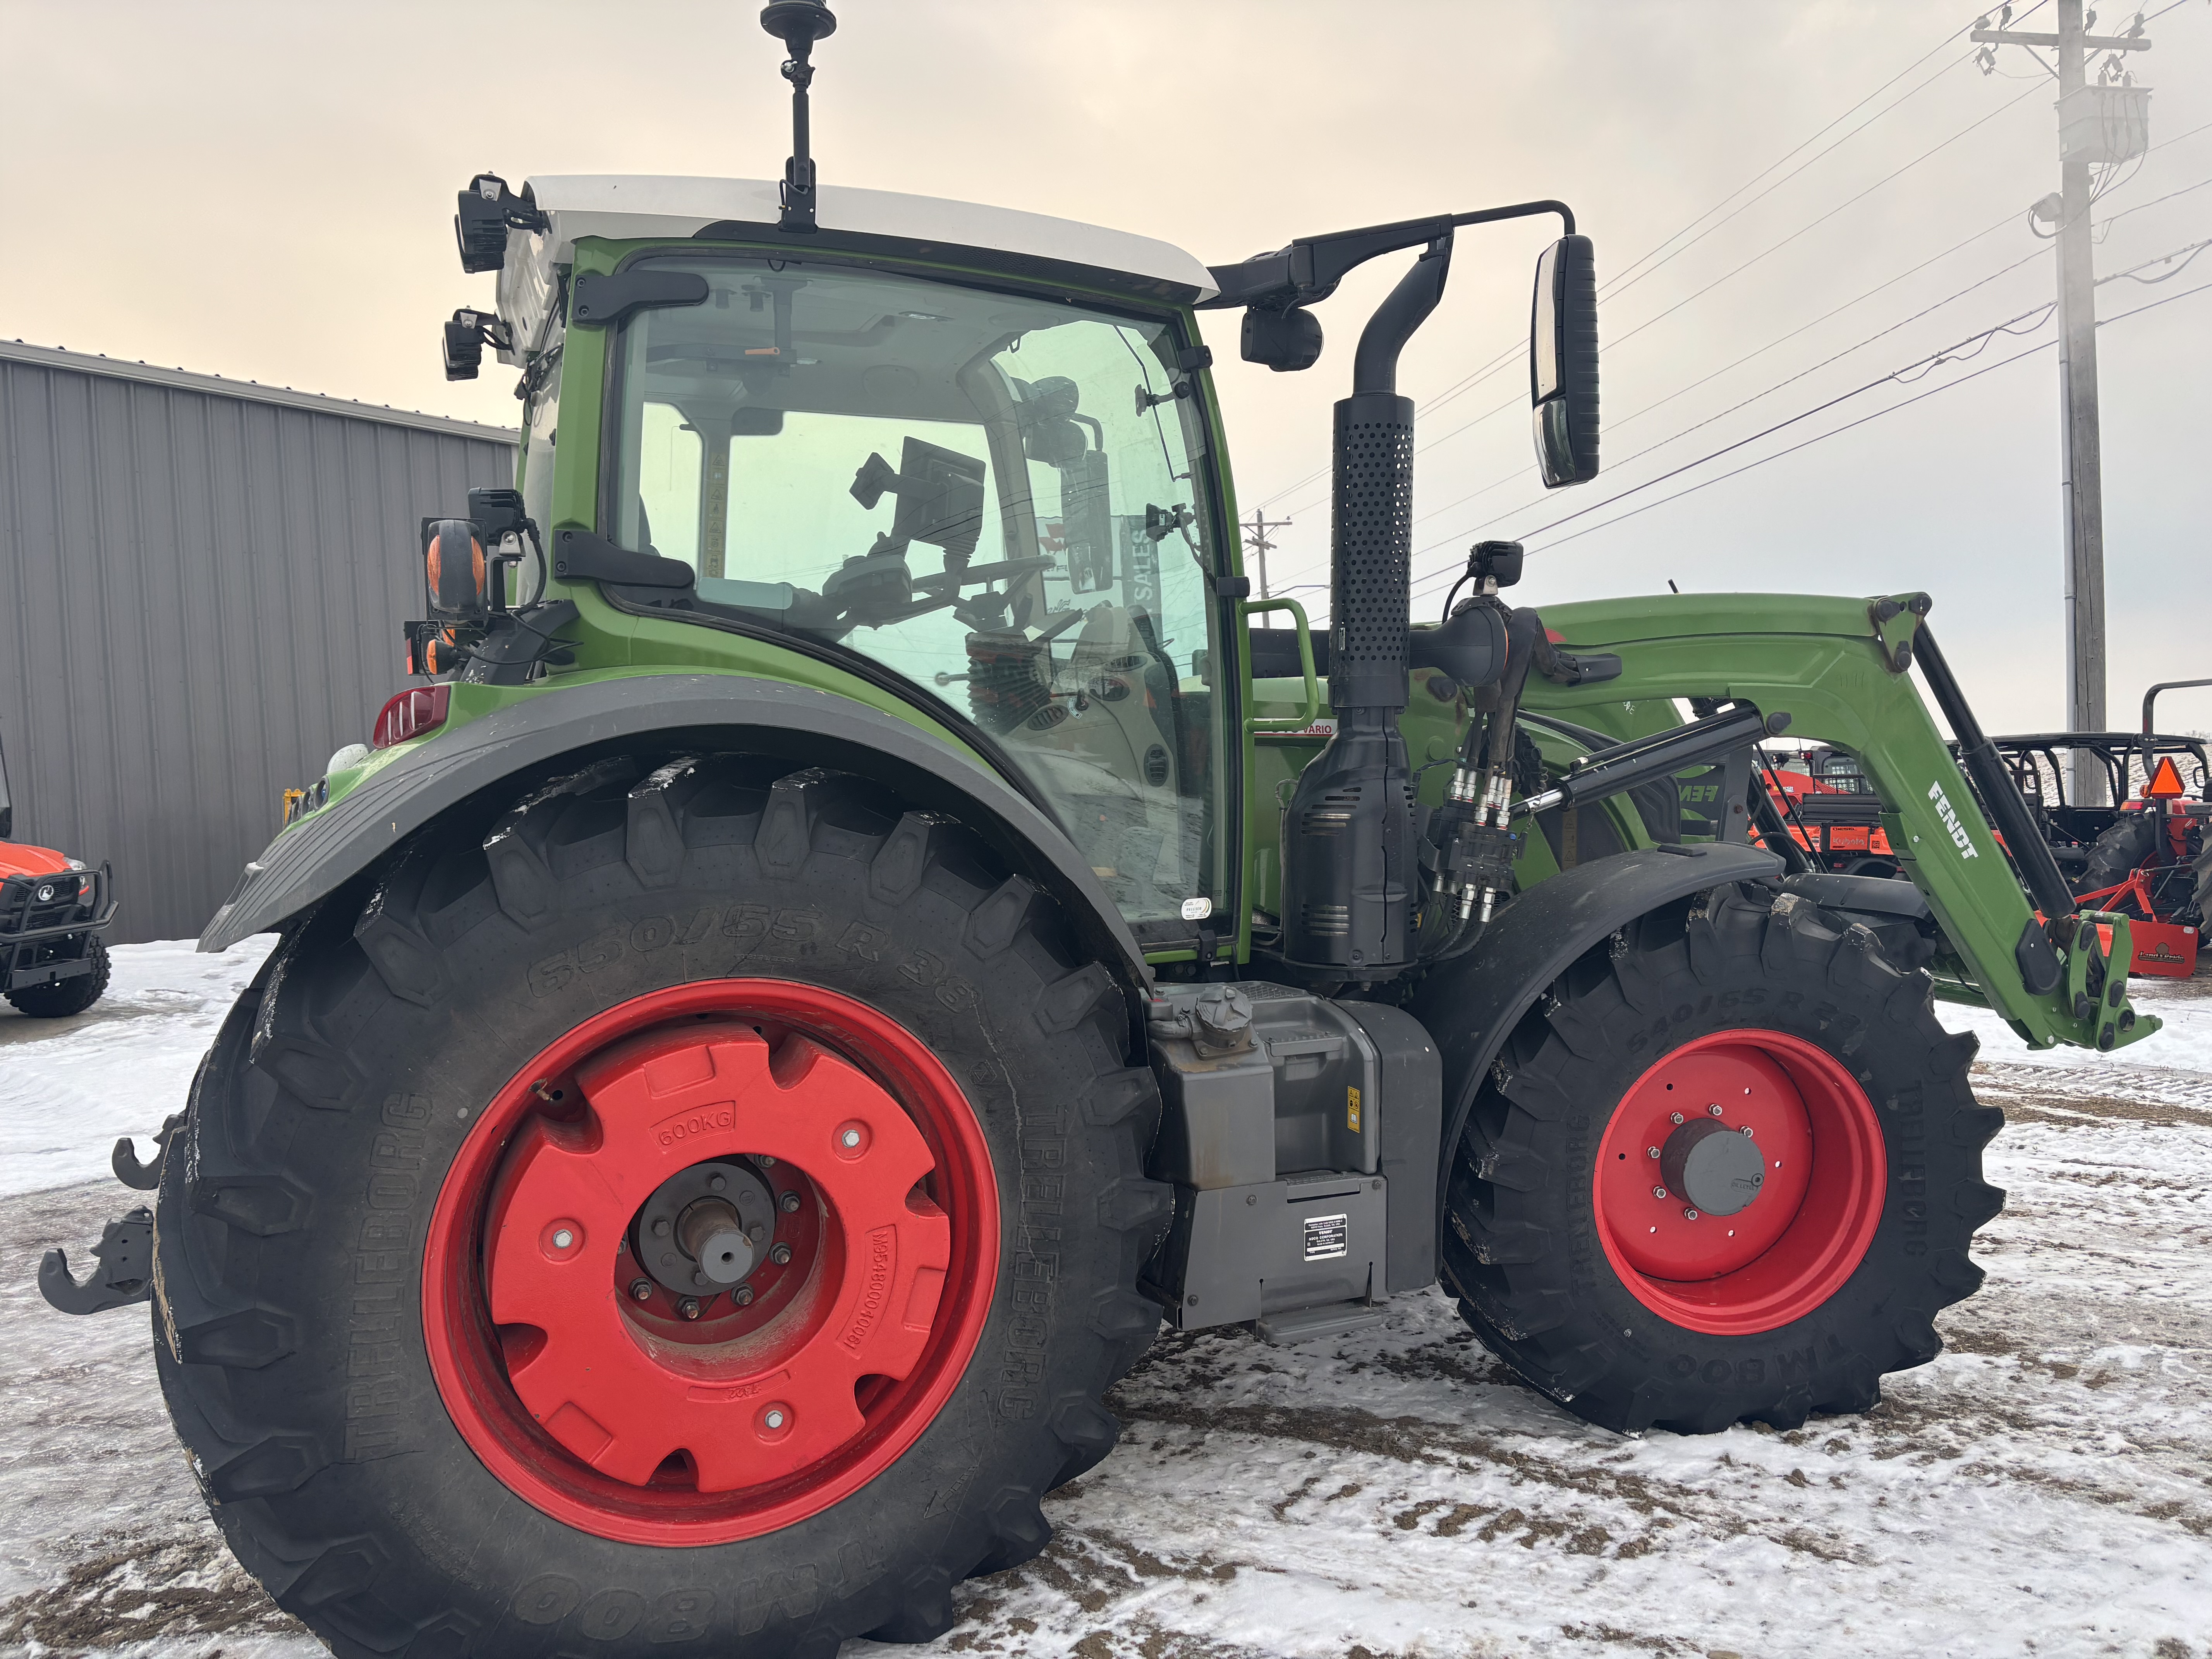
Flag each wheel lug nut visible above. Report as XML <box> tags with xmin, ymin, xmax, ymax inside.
<box><xmin>733</xmin><ymin>1285</ymin><xmax>755</xmax><ymax>1306</ymax></box>
<box><xmin>1708</xmin><ymin>1104</ymin><xmax>1723</xmax><ymax>1118</ymax></box>
<box><xmin>678</xmin><ymin>1297</ymin><xmax>702</xmax><ymax>1320</ymax></box>
<box><xmin>763</xmin><ymin>1407</ymin><xmax>787</xmax><ymax>1430</ymax></box>
<box><xmin>651</xmin><ymin>1217</ymin><xmax>671</xmax><ymax>1238</ymax></box>
<box><xmin>840</xmin><ymin>1128</ymin><xmax>862</xmax><ymax>1149</ymax></box>
<box><xmin>780</xmin><ymin>1192</ymin><xmax>802</xmax><ymax>1213</ymax></box>
<box><xmin>1669</xmin><ymin>1112</ymin><xmax>1684</xmax><ymax>1125</ymax></box>
<box><xmin>769</xmin><ymin>1243</ymin><xmax>793</xmax><ymax>1265</ymax></box>
<box><xmin>1646</xmin><ymin>1146</ymin><xmax>1661</xmax><ymax>1159</ymax></box>
<box><xmin>1651</xmin><ymin>1186</ymin><xmax>1668</xmax><ymax>1199</ymax></box>
<box><xmin>629</xmin><ymin>1278</ymin><xmax>653</xmax><ymax>1302</ymax></box>
<box><xmin>758</xmin><ymin>1155</ymin><xmax>776</xmax><ymax>1167</ymax></box>
<box><xmin>1683</xmin><ymin>1207</ymin><xmax>1700</xmax><ymax>1221</ymax></box>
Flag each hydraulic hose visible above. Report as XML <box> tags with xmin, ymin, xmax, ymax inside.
<box><xmin>1912</xmin><ymin>624</ymin><xmax>2078</xmax><ymax>926</ymax></box>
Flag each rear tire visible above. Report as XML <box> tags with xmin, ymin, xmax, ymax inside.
<box><xmin>4</xmin><ymin>934</ymin><xmax>109</xmax><ymax>1017</ymax></box>
<box><xmin>151</xmin><ymin>753</ymin><xmax>1168</xmax><ymax>1658</ymax></box>
<box><xmin>2075</xmin><ymin>812</ymin><xmax>2158</xmax><ymax>911</ymax></box>
<box><xmin>1440</xmin><ymin>883</ymin><xmax>2002</xmax><ymax>1434</ymax></box>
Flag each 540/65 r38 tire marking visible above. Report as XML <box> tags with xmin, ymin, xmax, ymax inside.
<box><xmin>422</xmin><ymin>977</ymin><xmax>998</xmax><ymax>1546</ymax></box>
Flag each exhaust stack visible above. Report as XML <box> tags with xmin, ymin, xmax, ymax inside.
<box><xmin>1278</xmin><ymin>237</ymin><xmax>1454</xmax><ymax>977</ymax></box>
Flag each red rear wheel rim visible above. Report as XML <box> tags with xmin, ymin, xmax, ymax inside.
<box><xmin>423</xmin><ymin>979</ymin><xmax>999</xmax><ymax>1545</ymax></box>
<box><xmin>1590</xmin><ymin>1029</ymin><xmax>1884</xmax><ymax>1337</ymax></box>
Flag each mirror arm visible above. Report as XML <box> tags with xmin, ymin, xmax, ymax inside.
<box><xmin>1201</xmin><ymin>199</ymin><xmax>1575</xmax><ymax>312</ymax></box>
<box><xmin>1451</xmin><ymin>199</ymin><xmax>1574</xmax><ymax>237</ymax></box>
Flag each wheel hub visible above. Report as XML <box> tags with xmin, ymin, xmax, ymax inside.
<box><xmin>423</xmin><ymin>978</ymin><xmax>1000</xmax><ymax>1546</ymax></box>
<box><xmin>1591</xmin><ymin>1028</ymin><xmax>1886</xmax><ymax>1336</ymax></box>
<box><xmin>481</xmin><ymin>1017</ymin><xmax>953</xmax><ymax>1493</ymax></box>
<box><xmin>630</xmin><ymin>1159</ymin><xmax>777</xmax><ymax>1297</ymax></box>
<box><xmin>1659</xmin><ymin>1117</ymin><xmax>1765</xmax><ymax>1217</ymax></box>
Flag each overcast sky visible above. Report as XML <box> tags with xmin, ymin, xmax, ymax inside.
<box><xmin>5</xmin><ymin>0</ymin><xmax>2206</xmax><ymax>734</ymax></box>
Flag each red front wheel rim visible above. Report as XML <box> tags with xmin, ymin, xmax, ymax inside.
<box><xmin>1591</xmin><ymin>1029</ymin><xmax>1885</xmax><ymax>1337</ymax></box>
<box><xmin>422</xmin><ymin>979</ymin><xmax>1000</xmax><ymax>1545</ymax></box>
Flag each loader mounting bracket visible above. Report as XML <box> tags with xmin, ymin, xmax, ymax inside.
<box><xmin>39</xmin><ymin>1206</ymin><xmax>155</xmax><ymax>1316</ymax></box>
<box><xmin>1868</xmin><ymin>592</ymin><xmax>1932</xmax><ymax>674</ymax></box>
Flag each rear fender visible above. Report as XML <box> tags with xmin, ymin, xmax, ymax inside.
<box><xmin>1408</xmin><ymin>842</ymin><xmax>1784</xmax><ymax>1264</ymax></box>
<box><xmin>199</xmin><ymin>673</ymin><xmax>1150</xmax><ymax>991</ymax></box>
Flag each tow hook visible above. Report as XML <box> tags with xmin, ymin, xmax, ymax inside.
<box><xmin>40</xmin><ymin>1206</ymin><xmax>155</xmax><ymax>1315</ymax></box>
<box><xmin>112</xmin><ymin>1111</ymin><xmax>184</xmax><ymax>1190</ymax></box>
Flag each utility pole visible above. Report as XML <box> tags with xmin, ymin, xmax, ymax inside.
<box><xmin>1241</xmin><ymin>510</ymin><xmax>1292</xmax><ymax>623</ymax></box>
<box><xmin>1973</xmin><ymin>2</ymin><xmax>2152</xmax><ymax>804</ymax></box>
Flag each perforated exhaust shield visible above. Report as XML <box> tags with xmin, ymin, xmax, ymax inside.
<box><xmin>1278</xmin><ymin>392</ymin><xmax>1419</xmax><ymax>974</ymax></box>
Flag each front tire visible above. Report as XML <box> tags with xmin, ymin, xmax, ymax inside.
<box><xmin>1440</xmin><ymin>884</ymin><xmax>2002</xmax><ymax>1434</ymax></box>
<box><xmin>4</xmin><ymin>934</ymin><xmax>109</xmax><ymax>1017</ymax></box>
<box><xmin>151</xmin><ymin>754</ymin><xmax>1168</xmax><ymax>1657</ymax></box>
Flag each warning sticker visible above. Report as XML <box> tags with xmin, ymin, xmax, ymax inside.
<box><xmin>1303</xmin><ymin>1213</ymin><xmax>1349</xmax><ymax>1261</ymax></box>
<box><xmin>1346</xmin><ymin>1086</ymin><xmax>1362</xmax><ymax>1133</ymax></box>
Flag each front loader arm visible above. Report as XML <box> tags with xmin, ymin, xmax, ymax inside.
<box><xmin>1520</xmin><ymin>591</ymin><xmax>2154</xmax><ymax>1054</ymax></box>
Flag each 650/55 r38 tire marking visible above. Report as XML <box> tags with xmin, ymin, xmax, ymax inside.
<box><xmin>424</xmin><ymin>978</ymin><xmax>999</xmax><ymax>1546</ymax></box>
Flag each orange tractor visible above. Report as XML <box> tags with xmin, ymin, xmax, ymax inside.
<box><xmin>1742</xmin><ymin>719</ymin><xmax>2209</xmax><ymax>977</ymax></box>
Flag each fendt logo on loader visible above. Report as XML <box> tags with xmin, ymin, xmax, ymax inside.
<box><xmin>1925</xmin><ymin>780</ymin><xmax>1981</xmax><ymax>859</ymax></box>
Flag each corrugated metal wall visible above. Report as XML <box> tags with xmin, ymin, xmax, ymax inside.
<box><xmin>0</xmin><ymin>343</ymin><xmax>516</xmax><ymax>945</ymax></box>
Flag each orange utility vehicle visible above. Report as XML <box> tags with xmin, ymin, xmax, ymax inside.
<box><xmin>0</xmin><ymin>720</ymin><xmax>115</xmax><ymax>1016</ymax></box>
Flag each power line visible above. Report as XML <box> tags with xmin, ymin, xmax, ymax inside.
<box><xmin>1364</xmin><ymin>218</ymin><xmax>2041</xmax><ymax>552</ymax></box>
<box><xmin>1392</xmin><ymin>230</ymin><xmax>2212</xmax><ymax>599</ymax></box>
<box><xmin>1523</xmin><ymin>272</ymin><xmax>2212</xmax><ymax>557</ymax></box>
<box><xmin>1570</xmin><ymin>249</ymin><xmax>2054</xmax><ymax>484</ymax></box>
<box><xmin>1599</xmin><ymin>34</ymin><xmax>1990</xmax><ymax>308</ymax></box>
<box><xmin>1503</xmin><ymin>304</ymin><xmax>2062</xmax><ymax>550</ymax></box>
<box><xmin>1262</xmin><ymin>71</ymin><xmax>2059</xmax><ymax>529</ymax></box>
<box><xmin>1592</xmin><ymin>81</ymin><xmax>2048</xmax><ymax>366</ymax></box>
<box><xmin>1386</xmin><ymin>173</ymin><xmax>2212</xmax><ymax>602</ymax></box>
<box><xmin>1248</xmin><ymin>3</ymin><xmax>2040</xmax><ymax>508</ymax></box>
<box><xmin>1393</xmin><ymin>207</ymin><xmax>2035</xmax><ymax>537</ymax></box>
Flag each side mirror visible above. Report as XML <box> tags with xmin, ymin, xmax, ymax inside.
<box><xmin>422</xmin><ymin>518</ymin><xmax>489</xmax><ymax>621</ymax></box>
<box><xmin>1530</xmin><ymin>235</ymin><xmax>1599</xmax><ymax>487</ymax></box>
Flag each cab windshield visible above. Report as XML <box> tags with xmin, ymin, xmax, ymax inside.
<box><xmin>605</xmin><ymin>255</ymin><xmax>1228</xmax><ymax>932</ymax></box>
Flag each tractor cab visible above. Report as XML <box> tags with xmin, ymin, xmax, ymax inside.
<box><xmin>486</xmin><ymin>178</ymin><xmax>1235</xmax><ymax>939</ymax></box>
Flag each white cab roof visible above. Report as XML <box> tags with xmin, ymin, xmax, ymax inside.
<box><xmin>495</xmin><ymin>175</ymin><xmax>1216</xmax><ymax>357</ymax></box>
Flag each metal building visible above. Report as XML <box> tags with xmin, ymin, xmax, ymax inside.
<box><xmin>0</xmin><ymin>341</ymin><xmax>516</xmax><ymax>945</ymax></box>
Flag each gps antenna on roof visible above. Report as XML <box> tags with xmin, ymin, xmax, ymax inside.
<box><xmin>761</xmin><ymin>0</ymin><xmax>837</xmax><ymax>234</ymax></box>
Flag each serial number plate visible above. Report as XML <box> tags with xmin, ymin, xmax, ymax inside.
<box><xmin>1303</xmin><ymin>1213</ymin><xmax>1348</xmax><ymax>1261</ymax></box>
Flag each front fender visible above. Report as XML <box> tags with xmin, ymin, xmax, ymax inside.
<box><xmin>199</xmin><ymin>673</ymin><xmax>1150</xmax><ymax>989</ymax></box>
<box><xmin>1409</xmin><ymin>842</ymin><xmax>1784</xmax><ymax>1255</ymax></box>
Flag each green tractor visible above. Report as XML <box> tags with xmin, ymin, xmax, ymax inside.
<box><xmin>43</xmin><ymin>6</ymin><xmax>2156</xmax><ymax>1654</ymax></box>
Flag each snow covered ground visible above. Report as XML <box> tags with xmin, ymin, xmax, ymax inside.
<box><xmin>2</xmin><ymin>945</ymin><xmax>2208</xmax><ymax>1658</ymax></box>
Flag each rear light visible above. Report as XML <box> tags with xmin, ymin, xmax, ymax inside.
<box><xmin>372</xmin><ymin>684</ymin><xmax>452</xmax><ymax>749</ymax></box>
